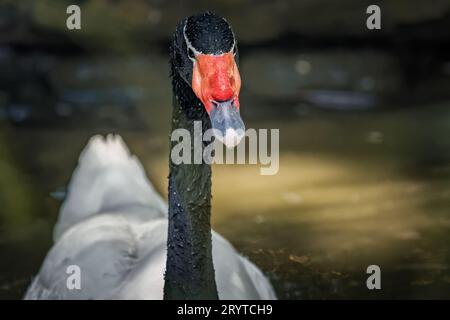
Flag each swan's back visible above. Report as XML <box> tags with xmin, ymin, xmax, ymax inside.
<box><xmin>25</xmin><ymin>135</ymin><xmax>276</xmax><ymax>300</ymax></box>
<box><xmin>53</xmin><ymin>135</ymin><xmax>167</xmax><ymax>240</ymax></box>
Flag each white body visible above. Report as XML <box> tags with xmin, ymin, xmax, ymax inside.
<box><xmin>25</xmin><ymin>135</ymin><xmax>276</xmax><ymax>300</ymax></box>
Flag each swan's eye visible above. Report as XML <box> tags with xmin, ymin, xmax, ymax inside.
<box><xmin>187</xmin><ymin>47</ymin><xmax>196</xmax><ymax>61</ymax></box>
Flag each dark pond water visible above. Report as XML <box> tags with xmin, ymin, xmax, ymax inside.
<box><xmin>0</xmin><ymin>53</ymin><xmax>450</xmax><ymax>299</ymax></box>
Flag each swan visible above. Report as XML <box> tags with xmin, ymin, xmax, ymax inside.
<box><xmin>25</xmin><ymin>12</ymin><xmax>276</xmax><ymax>300</ymax></box>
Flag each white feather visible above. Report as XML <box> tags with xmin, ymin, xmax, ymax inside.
<box><xmin>25</xmin><ymin>134</ymin><xmax>276</xmax><ymax>300</ymax></box>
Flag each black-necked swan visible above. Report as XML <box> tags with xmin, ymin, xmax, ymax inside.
<box><xmin>25</xmin><ymin>12</ymin><xmax>276</xmax><ymax>300</ymax></box>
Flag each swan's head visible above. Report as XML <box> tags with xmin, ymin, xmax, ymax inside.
<box><xmin>171</xmin><ymin>12</ymin><xmax>244</xmax><ymax>148</ymax></box>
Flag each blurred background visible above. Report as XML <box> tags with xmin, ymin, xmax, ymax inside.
<box><xmin>1</xmin><ymin>0</ymin><xmax>450</xmax><ymax>299</ymax></box>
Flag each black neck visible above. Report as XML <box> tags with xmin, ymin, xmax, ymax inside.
<box><xmin>163</xmin><ymin>72</ymin><xmax>218</xmax><ymax>300</ymax></box>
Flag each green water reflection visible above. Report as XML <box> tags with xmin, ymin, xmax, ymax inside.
<box><xmin>1</xmin><ymin>83</ymin><xmax>449</xmax><ymax>298</ymax></box>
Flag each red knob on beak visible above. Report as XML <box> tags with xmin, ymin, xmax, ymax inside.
<box><xmin>191</xmin><ymin>52</ymin><xmax>244</xmax><ymax>148</ymax></box>
<box><xmin>192</xmin><ymin>52</ymin><xmax>241</xmax><ymax>114</ymax></box>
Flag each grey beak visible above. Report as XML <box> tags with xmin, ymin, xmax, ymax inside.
<box><xmin>209</xmin><ymin>99</ymin><xmax>245</xmax><ymax>148</ymax></box>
